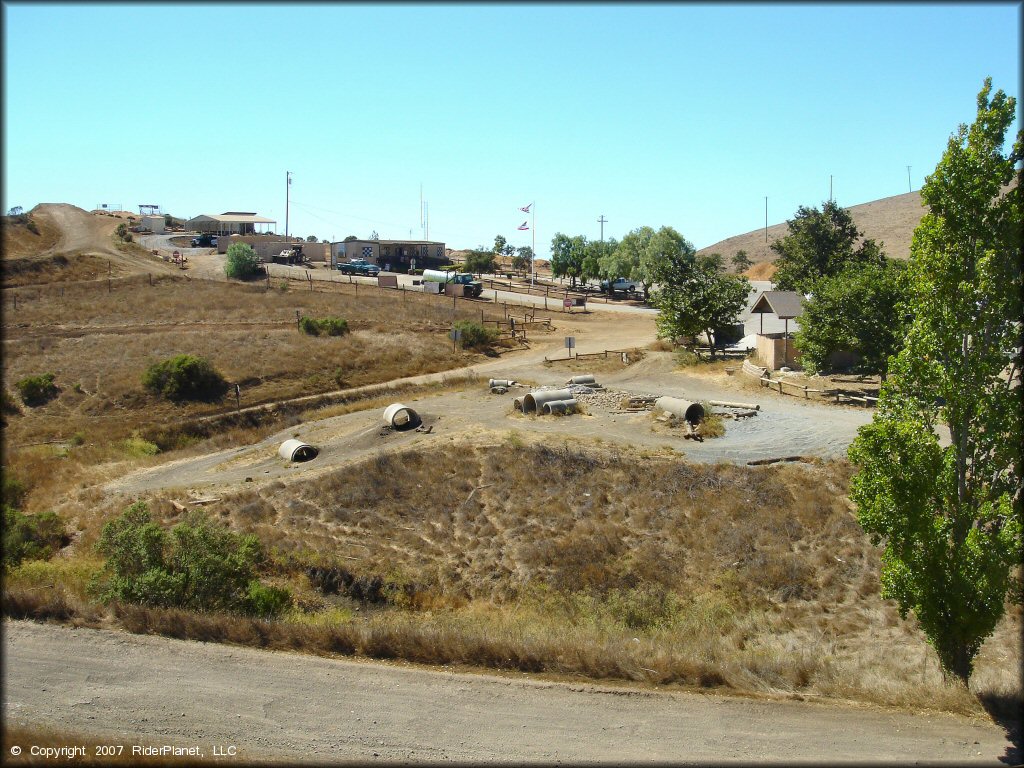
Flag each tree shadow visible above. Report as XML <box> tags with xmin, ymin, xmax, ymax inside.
<box><xmin>978</xmin><ymin>691</ymin><xmax>1023</xmax><ymax>765</ymax></box>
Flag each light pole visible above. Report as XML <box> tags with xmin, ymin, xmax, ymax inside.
<box><xmin>907</xmin><ymin>165</ymin><xmax>912</xmax><ymax>193</ymax></box>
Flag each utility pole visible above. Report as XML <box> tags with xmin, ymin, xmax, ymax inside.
<box><xmin>597</xmin><ymin>215</ymin><xmax>607</xmax><ymax>243</ymax></box>
<box><xmin>285</xmin><ymin>171</ymin><xmax>292</xmax><ymax>240</ymax></box>
<box><xmin>764</xmin><ymin>197</ymin><xmax>768</xmax><ymax>243</ymax></box>
<box><xmin>830</xmin><ymin>174</ymin><xmax>833</xmax><ymax>202</ymax></box>
<box><xmin>907</xmin><ymin>165</ymin><xmax>912</xmax><ymax>193</ymax></box>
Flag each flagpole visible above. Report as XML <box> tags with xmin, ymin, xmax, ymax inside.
<box><xmin>531</xmin><ymin>202</ymin><xmax>536</xmax><ymax>287</ymax></box>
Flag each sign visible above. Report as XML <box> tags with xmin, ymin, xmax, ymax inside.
<box><xmin>449</xmin><ymin>329</ymin><xmax>463</xmax><ymax>341</ymax></box>
<box><xmin>563</xmin><ymin>298</ymin><xmax>573</xmax><ymax>309</ymax></box>
<box><xmin>564</xmin><ymin>336</ymin><xmax>575</xmax><ymax>349</ymax></box>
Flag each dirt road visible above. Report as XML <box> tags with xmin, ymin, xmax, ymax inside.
<box><xmin>3</xmin><ymin>621</ymin><xmax>1009</xmax><ymax>764</ymax></box>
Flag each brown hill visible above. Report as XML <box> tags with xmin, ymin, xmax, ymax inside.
<box><xmin>698</xmin><ymin>191</ymin><xmax>927</xmax><ymax>268</ymax></box>
<box><xmin>2</xmin><ymin>203</ymin><xmax>171</xmax><ymax>286</ymax></box>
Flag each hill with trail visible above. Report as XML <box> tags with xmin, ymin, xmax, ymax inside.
<box><xmin>1</xmin><ymin>203</ymin><xmax>175</xmax><ymax>286</ymax></box>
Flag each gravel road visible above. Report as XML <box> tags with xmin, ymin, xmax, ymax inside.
<box><xmin>3</xmin><ymin>621</ymin><xmax>1011</xmax><ymax>764</ymax></box>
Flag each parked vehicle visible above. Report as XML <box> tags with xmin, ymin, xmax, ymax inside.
<box><xmin>421</xmin><ymin>268</ymin><xmax>483</xmax><ymax>298</ymax></box>
<box><xmin>190</xmin><ymin>233</ymin><xmax>216</xmax><ymax>248</ymax></box>
<box><xmin>274</xmin><ymin>246</ymin><xmax>306</xmax><ymax>265</ymax></box>
<box><xmin>337</xmin><ymin>258</ymin><xmax>381</xmax><ymax>276</ymax></box>
<box><xmin>600</xmin><ymin>277</ymin><xmax>639</xmax><ymax>295</ymax></box>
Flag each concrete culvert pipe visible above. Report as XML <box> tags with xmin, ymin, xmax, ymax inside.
<box><xmin>567</xmin><ymin>375</ymin><xmax>597</xmax><ymax>386</ymax></box>
<box><xmin>542</xmin><ymin>398</ymin><xmax>578</xmax><ymax>415</ymax></box>
<box><xmin>489</xmin><ymin>379</ymin><xmax>516</xmax><ymax>388</ymax></box>
<box><xmin>279</xmin><ymin>439</ymin><xmax>319</xmax><ymax>462</ymax></box>
<box><xmin>655</xmin><ymin>396</ymin><xmax>705</xmax><ymax>425</ymax></box>
<box><xmin>513</xmin><ymin>396</ymin><xmax>526</xmax><ymax>412</ymax></box>
<box><xmin>383</xmin><ymin>403</ymin><xmax>420</xmax><ymax>430</ymax></box>
<box><xmin>522</xmin><ymin>388</ymin><xmax>573</xmax><ymax>414</ymax></box>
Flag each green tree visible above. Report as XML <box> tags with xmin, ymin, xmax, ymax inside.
<box><xmin>224</xmin><ymin>243</ymin><xmax>262</xmax><ymax>280</ymax></box>
<box><xmin>604</xmin><ymin>227</ymin><xmax>652</xmax><ymax>291</ymax></box>
<box><xmin>512</xmin><ymin>246</ymin><xmax>533</xmax><ymax>275</ymax></box>
<box><xmin>795</xmin><ymin>261</ymin><xmax>910</xmax><ymax>378</ymax></box>
<box><xmin>550</xmin><ymin>233</ymin><xmax>587</xmax><ymax>288</ymax></box>
<box><xmin>848</xmin><ymin>78</ymin><xmax>1023</xmax><ymax>685</ymax></box>
<box><xmin>463</xmin><ymin>249</ymin><xmax>497</xmax><ymax>274</ymax></box>
<box><xmin>771</xmin><ymin>200</ymin><xmax>885</xmax><ymax>293</ymax></box>
<box><xmin>93</xmin><ymin>502</ymin><xmax>288</xmax><ymax>616</ymax></box>
<box><xmin>369</xmin><ymin>230</ymin><xmax>379</xmax><ymax>240</ymax></box>
<box><xmin>493</xmin><ymin>234</ymin><xmax>507</xmax><ymax>255</ymax></box>
<box><xmin>732</xmin><ymin>249</ymin><xmax>752</xmax><ymax>273</ymax></box>
<box><xmin>650</xmin><ymin>233</ymin><xmax>749</xmax><ymax>359</ymax></box>
<box><xmin>142</xmin><ymin>355</ymin><xmax>228</xmax><ymax>402</ymax></box>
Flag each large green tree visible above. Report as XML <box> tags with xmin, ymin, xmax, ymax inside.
<box><xmin>794</xmin><ymin>261</ymin><xmax>910</xmax><ymax>378</ymax></box>
<box><xmin>550</xmin><ymin>233</ymin><xmax>588</xmax><ymax>288</ymax></box>
<box><xmin>650</xmin><ymin>232</ymin><xmax>749</xmax><ymax>359</ymax></box>
<box><xmin>771</xmin><ymin>200</ymin><xmax>886</xmax><ymax>293</ymax></box>
<box><xmin>848</xmin><ymin>78</ymin><xmax>1022</xmax><ymax>685</ymax></box>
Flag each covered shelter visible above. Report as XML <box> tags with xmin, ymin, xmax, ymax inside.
<box><xmin>187</xmin><ymin>212</ymin><xmax>276</xmax><ymax>236</ymax></box>
<box><xmin>750</xmin><ymin>290</ymin><xmax>804</xmax><ymax>370</ymax></box>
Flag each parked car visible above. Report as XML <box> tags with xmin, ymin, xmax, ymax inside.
<box><xmin>600</xmin><ymin>277</ymin><xmax>639</xmax><ymax>295</ymax></box>
<box><xmin>190</xmin><ymin>233</ymin><xmax>216</xmax><ymax>248</ymax></box>
<box><xmin>338</xmin><ymin>259</ymin><xmax>381</xmax><ymax>276</ymax></box>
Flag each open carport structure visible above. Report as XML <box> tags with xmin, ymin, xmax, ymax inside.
<box><xmin>187</xmin><ymin>212</ymin><xmax>276</xmax><ymax>236</ymax></box>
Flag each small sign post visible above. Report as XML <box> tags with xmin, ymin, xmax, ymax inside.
<box><xmin>565</xmin><ymin>336</ymin><xmax>575</xmax><ymax>359</ymax></box>
<box><xmin>563</xmin><ymin>297</ymin><xmax>573</xmax><ymax>313</ymax></box>
<box><xmin>450</xmin><ymin>328</ymin><xmax>462</xmax><ymax>352</ymax></box>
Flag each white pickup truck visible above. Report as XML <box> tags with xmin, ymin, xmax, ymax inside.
<box><xmin>600</xmin><ymin>277</ymin><xmax>640</xmax><ymax>295</ymax></box>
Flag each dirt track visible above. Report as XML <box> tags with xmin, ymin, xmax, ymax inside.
<box><xmin>3</xmin><ymin>621</ymin><xmax>1011</xmax><ymax>764</ymax></box>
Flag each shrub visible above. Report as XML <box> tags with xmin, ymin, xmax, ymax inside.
<box><xmin>93</xmin><ymin>502</ymin><xmax>289</xmax><ymax>616</ymax></box>
<box><xmin>453</xmin><ymin>320</ymin><xmax>498</xmax><ymax>351</ymax></box>
<box><xmin>114</xmin><ymin>222</ymin><xmax>132</xmax><ymax>242</ymax></box>
<box><xmin>299</xmin><ymin>316</ymin><xmax>349</xmax><ymax>337</ymax></box>
<box><xmin>142</xmin><ymin>355</ymin><xmax>228</xmax><ymax>402</ymax></box>
<box><xmin>2</xmin><ymin>470</ymin><xmax>27</xmax><ymax>509</ymax></box>
<box><xmin>224</xmin><ymin>243</ymin><xmax>262</xmax><ymax>280</ymax></box>
<box><xmin>3</xmin><ymin>507</ymin><xmax>69</xmax><ymax>569</ymax></box>
<box><xmin>16</xmin><ymin>373</ymin><xmax>58</xmax><ymax>406</ymax></box>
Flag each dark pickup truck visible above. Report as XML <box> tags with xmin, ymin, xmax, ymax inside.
<box><xmin>190</xmin><ymin>234</ymin><xmax>217</xmax><ymax>248</ymax></box>
<box><xmin>337</xmin><ymin>259</ymin><xmax>381</xmax><ymax>276</ymax></box>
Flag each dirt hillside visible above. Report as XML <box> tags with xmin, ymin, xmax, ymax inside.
<box><xmin>1</xmin><ymin>203</ymin><xmax>175</xmax><ymax>285</ymax></box>
<box><xmin>698</xmin><ymin>191</ymin><xmax>926</xmax><ymax>266</ymax></box>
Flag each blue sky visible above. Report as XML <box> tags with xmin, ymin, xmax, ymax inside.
<box><xmin>3</xmin><ymin>2</ymin><xmax>1020</xmax><ymax>257</ymax></box>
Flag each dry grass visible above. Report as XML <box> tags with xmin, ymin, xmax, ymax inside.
<box><xmin>2</xmin><ymin>277</ymin><xmax>508</xmax><ymax>513</ymax></box>
<box><xmin>15</xmin><ymin>443</ymin><xmax>1014</xmax><ymax>717</ymax></box>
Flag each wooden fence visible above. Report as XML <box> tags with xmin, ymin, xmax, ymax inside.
<box><xmin>740</xmin><ymin>359</ymin><xmax>876</xmax><ymax>406</ymax></box>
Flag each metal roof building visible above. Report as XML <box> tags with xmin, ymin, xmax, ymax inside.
<box><xmin>187</xmin><ymin>212</ymin><xmax>276</xmax><ymax>235</ymax></box>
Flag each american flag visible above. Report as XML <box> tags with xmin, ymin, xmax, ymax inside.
<box><xmin>519</xmin><ymin>203</ymin><xmax>532</xmax><ymax>213</ymax></box>
<box><xmin>517</xmin><ymin>221</ymin><xmax>529</xmax><ymax>231</ymax></box>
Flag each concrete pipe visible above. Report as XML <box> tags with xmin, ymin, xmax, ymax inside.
<box><xmin>383</xmin><ymin>403</ymin><xmax>420</xmax><ymax>430</ymax></box>
<box><xmin>542</xmin><ymin>398</ymin><xmax>578</xmax><ymax>415</ymax></box>
<box><xmin>489</xmin><ymin>379</ymin><xmax>516</xmax><ymax>388</ymax></box>
<box><xmin>522</xmin><ymin>388</ymin><xmax>573</xmax><ymax>414</ymax></box>
<box><xmin>567</xmin><ymin>375</ymin><xmax>597</xmax><ymax>386</ymax></box>
<box><xmin>655</xmin><ymin>396</ymin><xmax>705</xmax><ymax>425</ymax></box>
<box><xmin>513</xmin><ymin>396</ymin><xmax>526</xmax><ymax>412</ymax></box>
<box><xmin>490</xmin><ymin>386</ymin><xmax>509</xmax><ymax>395</ymax></box>
<box><xmin>278</xmin><ymin>439</ymin><xmax>318</xmax><ymax>462</ymax></box>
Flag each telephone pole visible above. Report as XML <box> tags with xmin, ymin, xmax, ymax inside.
<box><xmin>597</xmin><ymin>215</ymin><xmax>607</xmax><ymax>243</ymax></box>
<box><xmin>285</xmin><ymin>171</ymin><xmax>292</xmax><ymax>240</ymax></box>
<box><xmin>764</xmin><ymin>197</ymin><xmax>768</xmax><ymax>242</ymax></box>
<box><xmin>907</xmin><ymin>165</ymin><xmax>912</xmax><ymax>193</ymax></box>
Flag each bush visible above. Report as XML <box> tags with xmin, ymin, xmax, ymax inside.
<box><xmin>93</xmin><ymin>502</ymin><xmax>289</xmax><ymax>616</ymax></box>
<box><xmin>453</xmin><ymin>320</ymin><xmax>498</xmax><ymax>351</ymax></box>
<box><xmin>3</xmin><ymin>506</ymin><xmax>69</xmax><ymax>569</ymax></box>
<box><xmin>299</xmin><ymin>316</ymin><xmax>350</xmax><ymax>337</ymax></box>
<box><xmin>224</xmin><ymin>243</ymin><xmax>262</xmax><ymax>280</ymax></box>
<box><xmin>142</xmin><ymin>355</ymin><xmax>228</xmax><ymax>402</ymax></box>
<box><xmin>114</xmin><ymin>222</ymin><xmax>132</xmax><ymax>242</ymax></box>
<box><xmin>16</xmin><ymin>373</ymin><xmax>58</xmax><ymax>406</ymax></box>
